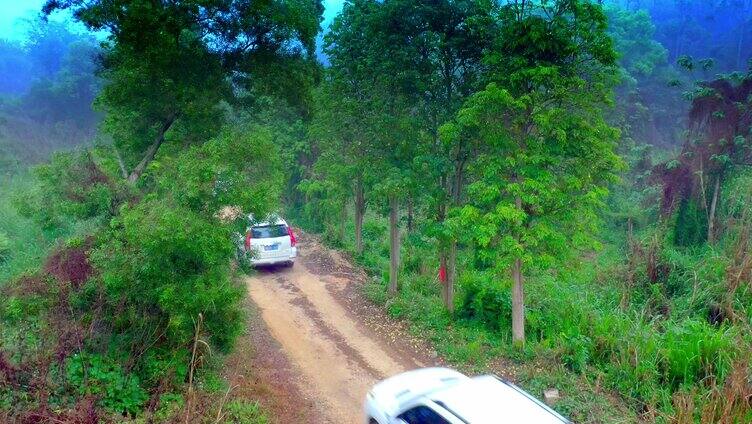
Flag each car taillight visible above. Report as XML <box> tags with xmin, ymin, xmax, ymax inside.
<box><xmin>245</xmin><ymin>230</ymin><xmax>252</xmax><ymax>250</ymax></box>
<box><xmin>287</xmin><ymin>226</ymin><xmax>297</xmax><ymax>247</ymax></box>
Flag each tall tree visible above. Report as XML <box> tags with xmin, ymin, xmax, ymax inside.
<box><xmin>323</xmin><ymin>0</ymin><xmax>419</xmax><ymax>291</ymax></box>
<box><xmin>653</xmin><ymin>75</ymin><xmax>752</xmax><ymax>246</ymax></box>
<box><xmin>44</xmin><ymin>0</ymin><xmax>323</xmax><ymax>183</ymax></box>
<box><xmin>449</xmin><ymin>0</ymin><xmax>622</xmax><ymax>344</ymax></box>
<box><xmin>605</xmin><ymin>6</ymin><xmax>685</xmax><ymax>147</ymax></box>
<box><xmin>326</xmin><ymin>0</ymin><xmax>496</xmax><ymax>309</ymax></box>
<box><xmin>306</xmin><ymin>82</ymin><xmax>377</xmax><ymax>251</ymax></box>
<box><xmin>309</xmin><ymin>0</ymin><xmax>391</xmax><ymax>252</ymax></box>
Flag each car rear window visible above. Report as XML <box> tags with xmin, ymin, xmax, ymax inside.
<box><xmin>251</xmin><ymin>225</ymin><xmax>288</xmax><ymax>239</ymax></box>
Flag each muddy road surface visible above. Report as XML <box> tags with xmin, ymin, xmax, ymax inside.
<box><xmin>244</xmin><ymin>234</ymin><xmax>440</xmax><ymax>423</ymax></box>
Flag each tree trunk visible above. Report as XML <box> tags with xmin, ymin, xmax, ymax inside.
<box><xmin>340</xmin><ymin>201</ymin><xmax>347</xmax><ymax>244</ymax></box>
<box><xmin>439</xmin><ymin>250</ymin><xmax>448</xmax><ymax>304</ymax></box>
<box><xmin>446</xmin><ymin>240</ymin><xmax>456</xmax><ymax>313</ymax></box>
<box><xmin>708</xmin><ymin>176</ymin><xmax>721</xmax><ymax>244</ymax></box>
<box><xmin>443</xmin><ymin>159</ymin><xmax>464</xmax><ymax>313</ymax></box>
<box><xmin>511</xmin><ymin>256</ymin><xmax>525</xmax><ymax>345</ymax></box>
<box><xmin>354</xmin><ymin>178</ymin><xmax>365</xmax><ymax>254</ymax></box>
<box><xmin>437</xmin><ymin>175</ymin><xmax>449</xmax><ymax>305</ymax></box>
<box><xmin>113</xmin><ymin>146</ymin><xmax>128</xmax><ymax>179</ymax></box>
<box><xmin>127</xmin><ymin>113</ymin><xmax>177</xmax><ymax>183</ymax></box>
<box><xmin>511</xmin><ymin>192</ymin><xmax>525</xmax><ymax>345</ymax></box>
<box><xmin>407</xmin><ymin>198</ymin><xmax>414</xmax><ymax>232</ymax></box>
<box><xmin>627</xmin><ymin>217</ymin><xmax>634</xmax><ymax>246</ymax></box>
<box><xmin>389</xmin><ymin>195</ymin><xmax>399</xmax><ymax>295</ymax></box>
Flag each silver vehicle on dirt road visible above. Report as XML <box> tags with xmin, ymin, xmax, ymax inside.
<box><xmin>236</xmin><ymin>215</ymin><xmax>297</xmax><ymax>267</ymax></box>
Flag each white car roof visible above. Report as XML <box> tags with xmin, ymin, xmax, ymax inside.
<box><xmin>371</xmin><ymin>368</ymin><xmax>469</xmax><ymax>415</ymax></box>
<box><xmin>247</xmin><ymin>214</ymin><xmax>287</xmax><ymax>227</ymax></box>
<box><xmin>432</xmin><ymin>375</ymin><xmax>569</xmax><ymax>423</ymax></box>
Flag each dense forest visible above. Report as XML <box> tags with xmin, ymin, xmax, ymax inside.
<box><xmin>0</xmin><ymin>0</ymin><xmax>751</xmax><ymax>423</ymax></box>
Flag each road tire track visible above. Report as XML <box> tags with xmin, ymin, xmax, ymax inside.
<box><xmin>245</xmin><ymin>234</ymin><xmax>438</xmax><ymax>423</ymax></box>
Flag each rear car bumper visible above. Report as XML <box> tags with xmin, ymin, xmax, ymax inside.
<box><xmin>250</xmin><ymin>247</ymin><xmax>296</xmax><ymax>266</ymax></box>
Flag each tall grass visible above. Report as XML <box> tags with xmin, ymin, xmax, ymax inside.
<box><xmin>0</xmin><ymin>172</ymin><xmax>97</xmax><ymax>284</ymax></box>
<box><xmin>0</xmin><ymin>173</ymin><xmax>48</xmax><ymax>283</ymax></box>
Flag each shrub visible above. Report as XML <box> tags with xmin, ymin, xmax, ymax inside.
<box><xmin>0</xmin><ymin>232</ymin><xmax>9</xmax><ymax>263</ymax></box>
<box><xmin>152</xmin><ymin>393</ymin><xmax>185</xmax><ymax>421</ymax></box>
<box><xmin>673</xmin><ymin>198</ymin><xmax>707</xmax><ymax>247</ymax></box>
<box><xmin>603</xmin><ymin>323</ymin><xmax>663</xmax><ymax>404</ymax></box>
<box><xmin>222</xmin><ymin>400</ymin><xmax>269</xmax><ymax>424</ymax></box>
<box><xmin>92</xmin><ymin>200</ymin><xmax>244</xmax><ymax>359</ymax></box>
<box><xmin>19</xmin><ymin>151</ymin><xmax>122</xmax><ymax>230</ymax></box>
<box><xmin>66</xmin><ymin>353</ymin><xmax>148</xmax><ymax>416</ymax></box>
<box><xmin>560</xmin><ymin>333</ymin><xmax>593</xmax><ymax>374</ymax></box>
<box><xmin>458</xmin><ymin>271</ymin><xmax>511</xmax><ymax>332</ymax></box>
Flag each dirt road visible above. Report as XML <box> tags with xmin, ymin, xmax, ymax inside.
<box><xmin>243</xmin><ymin>234</ymin><xmax>440</xmax><ymax>423</ymax></box>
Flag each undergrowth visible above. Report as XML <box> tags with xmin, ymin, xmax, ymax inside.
<box><xmin>294</xmin><ymin>206</ymin><xmax>751</xmax><ymax>423</ymax></box>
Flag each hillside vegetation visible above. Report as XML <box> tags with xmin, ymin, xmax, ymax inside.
<box><xmin>1</xmin><ymin>0</ymin><xmax>751</xmax><ymax>423</ymax></box>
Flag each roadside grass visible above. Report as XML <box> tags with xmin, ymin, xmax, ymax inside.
<box><xmin>296</xmin><ymin>208</ymin><xmax>751</xmax><ymax>423</ymax></box>
<box><xmin>299</xmin><ymin>211</ymin><xmax>637</xmax><ymax>422</ymax></box>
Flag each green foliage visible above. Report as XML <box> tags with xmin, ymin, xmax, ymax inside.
<box><xmin>0</xmin><ymin>172</ymin><xmax>95</xmax><ymax>283</ymax></box>
<box><xmin>457</xmin><ymin>271</ymin><xmax>511</xmax><ymax>332</ymax></box>
<box><xmin>662</xmin><ymin>319</ymin><xmax>737</xmax><ymax>388</ymax></box>
<box><xmin>606</xmin><ymin>7</ymin><xmax>667</xmax><ymax>78</ymax></box>
<box><xmin>45</xmin><ymin>0</ymin><xmax>323</xmax><ymax>182</ymax></box>
<box><xmin>0</xmin><ymin>231</ymin><xmax>9</xmax><ymax>263</ymax></box>
<box><xmin>721</xmin><ymin>166</ymin><xmax>752</xmax><ymax>219</ymax></box>
<box><xmin>446</xmin><ymin>0</ymin><xmax>621</xmax><ymax>342</ymax></box>
<box><xmin>560</xmin><ymin>334</ymin><xmax>593</xmax><ymax>374</ymax></box>
<box><xmin>152</xmin><ymin>393</ymin><xmax>185</xmax><ymax>421</ymax></box>
<box><xmin>672</xmin><ymin>198</ymin><xmax>708</xmax><ymax>247</ymax></box>
<box><xmin>18</xmin><ymin>151</ymin><xmax>123</xmax><ymax>230</ymax></box>
<box><xmin>66</xmin><ymin>353</ymin><xmax>148</xmax><ymax>415</ymax></box>
<box><xmin>157</xmin><ymin>126</ymin><xmax>284</xmax><ymax>217</ymax></box>
<box><xmin>0</xmin><ymin>141</ymin><xmax>21</xmax><ymax>177</ymax></box>
<box><xmin>0</xmin><ymin>121</ymin><xmax>285</xmax><ymax>418</ymax></box>
<box><xmin>222</xmin><ymin>400</ymin><xmax>269</xmax><ymax>424</ymax></box>
<box><xmin>93</xmin><ymin>199</ymin><xmax>243</xmax><ymax>356</ymax></box>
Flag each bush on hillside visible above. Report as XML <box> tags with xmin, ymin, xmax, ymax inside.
<box><xmin>18</xmin><ymin>151</ymin><xmax>121</xmax><ymax>229</ymax></box>
<box><xmin>92</xmin><ymin>199</ymin><xmax>244</xmax><ymax>359</ymax></box>
<box><xmin>0</xmin><ymin>127</ymin><xmax>285</xmax><ymax>419</ymax></box>
<box><xmin>0</xmin><ymin>232</ymin><xmax>9</xmax><ymax>263</ymax></box>
<box><xmin>458</xmin><ymin>271</ymin><xmax>511</xmax><ymax>332</ymax></box>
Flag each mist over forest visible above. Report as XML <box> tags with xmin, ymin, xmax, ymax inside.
<box><xmin>0</xmin><ymin>20</ymin><xmax>99</xmax><ymax>167</ymax></box>
<box><xmin>1</xmin><ymin>0</ymin><xmax>750</xmax><ymax>170</ymax></box>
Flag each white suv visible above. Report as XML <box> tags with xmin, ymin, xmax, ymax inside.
<box><xmin>237</xmin><ymin>216</ymin><xmax>297</xmax><ymax>267</ymax></box>
<box><xmin>365</xmin><ymin>368</ymin><xmax>570</xmax><ymax>424</ymax></box>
